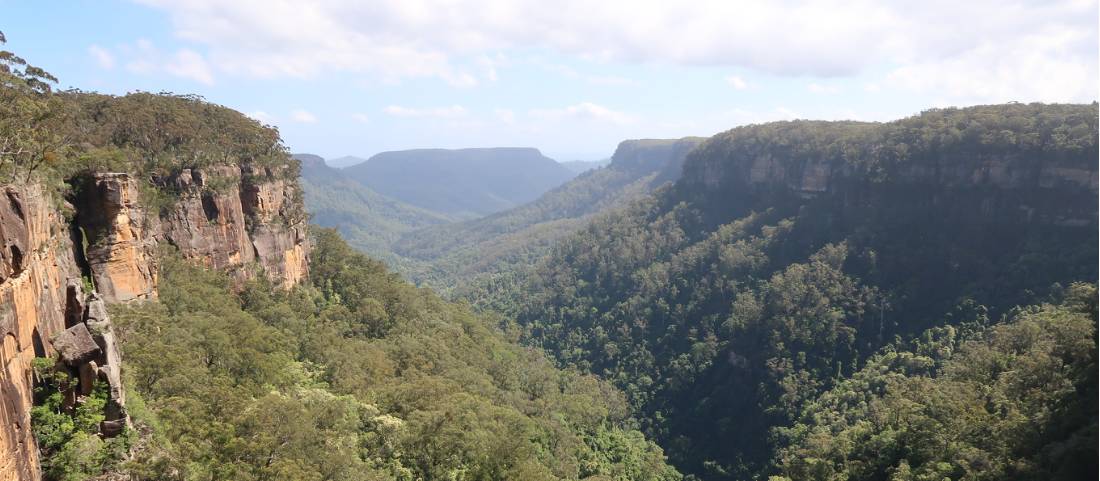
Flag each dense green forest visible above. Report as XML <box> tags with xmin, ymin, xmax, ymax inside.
<box><xmin>469</xmin><ymin>104</ymin><xmax>1098</xmax><ymax>479</ymax></box>
<box><xmin>87</xmin><ymin>232</ymin><xmax>678</xmax><ymax>480</ymax></box>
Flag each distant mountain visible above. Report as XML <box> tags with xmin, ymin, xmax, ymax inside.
<box><xmin>392</xmin><ymin>137</ymin><xmax>704</xmax><ymax>288</ymax></box>
<box><xmin>294</xmin><ymin>153</ymin><xmax>455</xmax><ymax>268</ymax></box>
<box><xmin>560</xmin><ymin>159</ymin><xmax>610</xmax><ymax>173</ymax></box>
<box><xmin>343</xmin><ymin>147</ymin><xmax>576</xmax><ymax>218</ymax></box>
<box><xmin>325</xmin><ymin>155</ymin><xmax>370</xmax><ymax>168</ymax></box>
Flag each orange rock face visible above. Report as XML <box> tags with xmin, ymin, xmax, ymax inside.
<box><xmin>76</xmin><ymin>173</ymin><xmax>159</xmax><ymax>303</ymax></box>
<box><xmin>1</xmin><ymin>184</ymin><xmax>79</xmax><ymax>481</ymax></box>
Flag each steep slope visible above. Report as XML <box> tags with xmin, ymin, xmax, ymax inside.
<box><xmin>108</xmin><ymin>230</ymin><xmax>680</xmax><ymax>480</ymax></box>
<box><xmin>2</xmin><ymin>39</ymin><xmax>678</xmax><ymax>480</ymax></box>
<box><xmin>393</xmin><ymin>137</ymin><xmax>703</xmax><ymax>289</ymax></box>
<box><xmin>296</xmin><ymin>153</ymin><xmax>454</xmax><ymax>268</ymax></box>
<box><xmin>487</xmin><ymin>103</ymin><xmax>1098</xmax><ymax>479</ymax></box>
<box><xmin>344</xmin><ymin>147</ymin><xmax>576</xmax><ymax>218</ymax></box>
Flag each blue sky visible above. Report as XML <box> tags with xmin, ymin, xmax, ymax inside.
<box><xmin>3</xmin><ymin>0</ymin><xmax>1097</xmax><ymax>164</ymax></box>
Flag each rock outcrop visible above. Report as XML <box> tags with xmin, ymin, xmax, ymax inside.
<box><xmin>158</xmin><ymin>164</ymin><xmax>309</xmax><ymax>288</ymax></box>
<box><xmin>1</xmin><ymin>160</ymin><xmax>310</xmax><ymax>481</ymax></box>
<box><xmin>75</xmin><ymin>173</ymin><xmax>160</xmax><ymax>303</ymax></box>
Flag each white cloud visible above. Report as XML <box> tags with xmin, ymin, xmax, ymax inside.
<box><xmin>88</xmin><ymin>45</ymin><xmax>115</xmax><ymax>69</ymax></box>
<box><xmin>290</xmin><ymin>109</ymin><xmax>318</xmax><ymax>123</ymax></box>
<box><xmin>121</xmin><ymin>39</ymin><xmax>214</xmax><ymax>84</ymax></box>
<box><xmin>807</xmin><ymin>82</ymin><xmax>840</xmax><ymax>94</ymax></box>
<box><xmin>134</xmin><ymin>0</ymin><xmax>1096</xmax><ymax>102</ymax></box>
<box><xmin>351</xmin><ymin>113</ymin><xmax>370</xmax><ymax>123</ymax></box>
<box><xmin>164</xmin><ymin>49</ymin><xmax>214</xmax><ymax>85</ymax></box>
<box><xmin>383</xmin><ymin>105</ymin><xmax>468</xmax><ymax>118</ymax></box>
<box><xmin>529</xmin><ymin>102</ymin><xmax>635</xmax><ymax>124</ymax></box>
<box><xmin>726</xmin><ymin>75</ymin><xmax>748</xmax><ymax>90</ymax></box>
<box><xmin>884</xmin><ymin>27</ymin><xmax>1097</xmax><ymax>102</ymax></box>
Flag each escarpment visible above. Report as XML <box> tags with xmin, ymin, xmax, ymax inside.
<box><xmin>1</xmin><ymin>160</ymin><xmax>311</xmax><ymax>481</ymax></box>
<box><xmin>678</xmin><ymin>104</ymin><xmax>1099</xmax><ymax>227</ymax></box>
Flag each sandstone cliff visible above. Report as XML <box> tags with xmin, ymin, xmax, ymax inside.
<box><xmin>1</xmin><ymin>161</ymin><xmax>310</xmax><ymax>481</ymax></box>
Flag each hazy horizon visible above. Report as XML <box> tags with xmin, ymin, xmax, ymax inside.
<box><xmin>3</xmin><ymin>0</ymin><xmax>1095</xmax><ymax>161</ymax></box>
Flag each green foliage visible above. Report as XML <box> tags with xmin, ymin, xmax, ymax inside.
<box><xmin>30</xmin><ymin>359</ymin><xmax>132</xmax><ymax>481</ymax></box>
<box><xmin>108</xmin><ymin>231</ymin><xmax>679</xmax><ymax>480</ymax></box>
<box><xmin>2</xmin><ymin>33</ymin><xmax>297</xmax><ymax>208</ymax></box>
<box><xmin>472</xmin><ymin>104</ymin><xmax>1098</xmax><ymax>479</ymax></box>
<box><xmin>776</xmin><ymin>283</ymin><xmax>1098</xmax><ymax>481</ymax></box>
<box><xmin>0</xmin><ymin>31</ymin><xmax>68</xmax><ymax>184</ymax></box>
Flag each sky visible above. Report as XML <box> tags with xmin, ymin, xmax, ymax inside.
<box><xmin>2</xmin><ymin>0</ymin><xmax>1097</xmax><ymax>163</ymax></box>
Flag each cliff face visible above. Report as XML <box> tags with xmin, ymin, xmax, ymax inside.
<box><xmin>75</xmin><ymin>164</ymin><xmax>310</xmax><ymax>297</ymax></box>
<box><xmin>679</xmin><ymin>108</ymin><xmax>1099</xmax><ymax>227</ymax></box>
<box><xmin>1</xmin><ymin>161</ymin><xmax>310</xmax><ymax>481</ymax></box>
<box><xmin>609</xmin><ymin>137</ymin><xmax>704</xmax><ymax>182</ymax></box>
<box><xmin>1</xmin><ymin>184</ymin><xmax>79</xmax><ymax>481</ymax></box>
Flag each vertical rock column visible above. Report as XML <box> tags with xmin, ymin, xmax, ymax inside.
<box><xmin>75</xmin><ymin>173</ymin><xmax>159</xmax><ymax>303</ymax></box>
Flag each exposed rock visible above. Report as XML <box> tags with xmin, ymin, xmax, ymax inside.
<box><xmin>85</xmin><ymin>293</ymin><xmax>109</xmax><ymax>323</ymax></box>
<box><xmin>64</xmin><ymin>279</ymin><xmax>85</xmax><ymax>328</ymax></box>
<box><xmin>75</xmin><ymin>174</ymin><xmax>159</xmax><ymax>303</ymax></box>
<box><xmin>1</xmin><ymin>183</ymin><xmax>79</xmax><ymax>481</ymax></box>
<box><xmin>161</xmin><ymin>164</ymin><xmax>310</xmax><ymax>287</ymax></box>
<box><xmin>161</xmin><ymin>165</ymin><xmax>256</xmax><ymax>276</ymax></box>
<box><xmin>86</xmin><ymin>314</ymin><xmax>125</xmax><ymax>420</ymax></box>
<box><xmin>99</xmin><ymin>419</ymin><xmax>125</xmax><ymax>437</ymax></box>
<box><xmin>50</xmin><ymin>324</ymin><xmax>100</xmax><ymax>367</ymax></box>
<box><xmin>78</xmin><ymin>361</ymin><xmax>98</xmax><ymax>397</ymax></box>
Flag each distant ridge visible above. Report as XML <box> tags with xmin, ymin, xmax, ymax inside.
<box><xmin>343</xmin><ymin>147</ymin><xmax>576</xmax><ymax>218</ymax></box>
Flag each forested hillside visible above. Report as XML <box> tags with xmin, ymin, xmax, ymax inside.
<box><xmin>106</xmin><ymin>231</ymin><xmax>679</xmax><ymax>480</ymax></box>
<box><xmin>393</xmin><ymin>138</ymin><xmax>703</xmax><ymax>289</ymax></box>
<box><xmin>477</xmin><ymin>104</ymin><xmax>1099</xmax><ymax>480</ymax></box>
<box><xmin>296</xmin><ymin>153</ymin><xmax>455</xmax><ymax>269</ymax></box>
<box><xmin>344</xmin><ymin>148</ymin><xmax>576</xmax><ymax>219</ymax></box>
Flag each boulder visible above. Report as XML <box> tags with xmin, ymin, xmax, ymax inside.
<box><xmin>51</xmin><ymin>323</ymin><xmax>100</xmax><ymax>366</ymax></box>
<box><xmin>78</xmin><ymin>361</ymin><xmax>99</xmax><ymax>396</ymax></box>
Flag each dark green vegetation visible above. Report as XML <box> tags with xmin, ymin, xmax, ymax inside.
<box><xmin>31</xmin><ymin>359</ymin><xmax>131</xmax><ymax>481</ymax></box>
<box><xmin>6</xmin><ymin>35</ymin><xmax>678</xmax><ymax>480</ymax></box>
<box><xmin>775</xmin><ymin>284</ymin><xmax>1097</xmax><ymax>481</ymax></box>
<box><xmin>344</xmin><ymin>147</ymin><xmax>576</xmax><ymax>219</ymax></box>
<box><xmin>107</xmin><ymin>232</ymin><xmax>679</xmax><ymax>480</ymax></box>
<box><xmin>470</xmin><ymin>104</ymin><xmax>1098</xmax><ymax>480</ymax></box>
